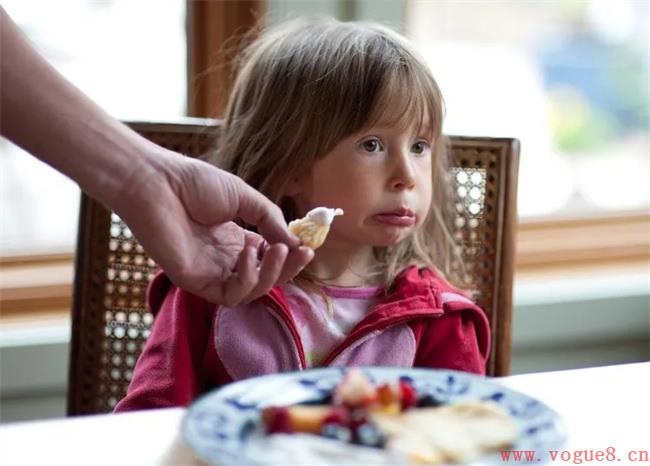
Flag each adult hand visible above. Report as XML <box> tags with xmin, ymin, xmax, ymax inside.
<box><xmin>115</xmin><ymin>149</ymin><xmax>314</xmax><ymax>306</ymax></box>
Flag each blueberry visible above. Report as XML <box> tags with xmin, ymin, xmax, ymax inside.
<box><xmin>416</xmin><ymin>394</ymin><xmax>444</xmax><ymax>408</ymax></box>
<box><xmin>321</xmin><ymin>423</ymin><xmax>352</xmax><ymax>443</ymax></box>
<box><xmin>355</xmin><ymin>423</ymin><xmax>387</xmax><ymax>448</ymax></box>
<box><xmin>322</xmin><ymin>393</ymin><xmax>334</xmax><ymax>404</ymax></box>
<box><xmin>298</xmin><ymin>393</ymin><xmax>333</xmax><ymax>405</ymax></box>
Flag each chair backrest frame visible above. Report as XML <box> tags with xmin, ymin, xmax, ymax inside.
<box><xmin>67</xmin><ymin>119</ymin><xmax>519</xmax><ymax>415</ymax></box>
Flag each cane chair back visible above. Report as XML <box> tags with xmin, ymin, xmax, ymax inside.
<box><xmin>68</xmin><ymin>119</ymin><xmax>519</xmax><ymax>415</ymax></box>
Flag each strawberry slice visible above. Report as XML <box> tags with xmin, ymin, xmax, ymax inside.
<box><xmin>321</xmin><ymin>406</ymin><xmax>349</xmax><ymax>426</ymax></box>
<box><xmin>263</xmin><ymin>407</ymin><xmax>293</xmax><ymax>434</ymax></box>
<box><xmin>399</xmin><ymin>380</ymin><xmax>417</xmax><ymax>411</ymax></box>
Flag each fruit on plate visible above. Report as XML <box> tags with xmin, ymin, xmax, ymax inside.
<box><xmin>262</xmin><ymin>369</ymin><xmax>427</xmax><ymax>448</ymax></box>
<box><xmin>260</xmin><ymin>369</ymin><xmax>519</xmax><ymax>464</ymax></box>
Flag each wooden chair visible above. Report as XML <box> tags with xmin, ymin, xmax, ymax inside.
<box><xmin>67</xmin><ymin>119</ymin><xmax>519</xmax><ymax>415</ymax></box>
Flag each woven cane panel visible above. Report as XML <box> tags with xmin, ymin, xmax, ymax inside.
<box><xmin>98</xmin><ymin>214</ymin><xmax>157</xmax><ymax>410</ymax></box>
<box><xmin>448</xmin><ymin>146</ymin><xmax>502</xmax><ymax>347</ymax></box>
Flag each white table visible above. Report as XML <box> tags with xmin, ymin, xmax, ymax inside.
<box><xmin>0</xmin><ymin>362</ymin><xmax>648</xmax><ymax>465</ymax></box>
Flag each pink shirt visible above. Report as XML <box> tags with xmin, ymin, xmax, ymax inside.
<box><xmin>283</xmin><ymin>283</ymin><xmax>382</xmax><ymax>367</ymax></box>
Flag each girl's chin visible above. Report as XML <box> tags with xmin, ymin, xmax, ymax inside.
<box><xmin>325</xmin><ymin>226</ymin><xmax>414</xmax><ymax>249</ymax></box>
<box><xmin>371</xmin><ymin>230</ymin><xmax>413</xmax><ymax>247</ymax></box>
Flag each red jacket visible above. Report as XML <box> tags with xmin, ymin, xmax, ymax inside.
<box><xmin>114</xmin><ymin>266</ymin><xmax>490</xmax><ymax>412</ymax></box>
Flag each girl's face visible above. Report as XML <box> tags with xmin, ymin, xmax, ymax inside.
<box><xmin>289</xmin><ymin>115</ymin><xmax>433</xmax><ymax>249</ymax></box>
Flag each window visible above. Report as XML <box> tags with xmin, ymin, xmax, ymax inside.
<box><xmin>0</xmin><ymin>0</ymin><xmax>186</xmax><ymax>256</ymax></box>
<box><xmin>407</xmin><ymin>0</ymin><xmax>649</xmax><ymax>219</ymax></box>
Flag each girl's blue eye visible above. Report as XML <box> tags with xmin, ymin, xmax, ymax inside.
<box><xmin>360</xmin><ymin>138</ymin><xmax>382</xmax><ymax>153</ymax></box>
<box><xmin>412</xmin><ymin>141</ymin><xmax>429</xmax><ymax>155</ymax></box>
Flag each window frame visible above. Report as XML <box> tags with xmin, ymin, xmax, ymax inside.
<box><xmin>2</xmin><ymin>212</ymin><xmax>647</xmax><ymax>320</ymax></box>
<box><xmin>187</xmin><ymin>0</ymin><xmax>265</xmax><ymax>118</ymax></box>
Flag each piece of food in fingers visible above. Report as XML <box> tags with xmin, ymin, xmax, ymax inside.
<box><xmin>288</xmin><ymin>207</ymin><xmax>343</xmax><ymax>249</ymax></box>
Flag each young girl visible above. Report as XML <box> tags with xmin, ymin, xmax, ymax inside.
<box><xmin>115</xmin><ymin>18</ymin><xmax>489</xmax><ymax>412</ymax></box>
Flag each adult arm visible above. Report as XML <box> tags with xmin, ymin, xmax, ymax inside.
<box><xmin>0</xmin><ymin>7</ymin><xmax>312</xmax><ymax>304</ymax></box>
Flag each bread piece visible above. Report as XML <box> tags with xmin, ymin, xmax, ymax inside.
<box><xmin>288</xmin><ymin>207</ymin><xmax>344</xmax><ymax>249</ymax></box>
<box><xmin>372</xmin><ymin>400</ymin><xmax>519</xmax><ymax>464</ymax></box>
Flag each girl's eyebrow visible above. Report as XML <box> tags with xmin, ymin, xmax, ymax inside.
<box><xmin>353</xmin><ymin>127</ymin><xmax>433</xmax><ymax>141</ymax></box>
<box><xmin>361</xmin><ymin>123</ymin><xmax>425</xmax><ymax>132</ymax></box>
<box><xmin>358</xmin><ymin>124</ymin><xmax>391</xmax><ymax>132</ymax></box>
<box><xmin>416</xmin><ymin>128</ymin><xmax>434</xmax><ymax>139</ymax></box>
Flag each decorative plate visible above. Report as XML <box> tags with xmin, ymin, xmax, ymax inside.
<box><xmin>182</xmin><ymin>367</ymin><xmax>567</xmax><ymax>465</ymax></box>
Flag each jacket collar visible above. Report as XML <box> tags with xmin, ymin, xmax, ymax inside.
<box><xmin>265</xmin><ymin>266</ymin><xmax>446</xmax><ymax>368</ymax></box>
<box><xmin>266</xmin><ymin>265</ymin><xmax>444</xmax><ymax>331</ymax></box>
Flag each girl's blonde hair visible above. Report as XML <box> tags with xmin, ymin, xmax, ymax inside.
<box><xmin>214</xmin><ymin>18</ymin><xmax>459</xmax><ymax>288</ymax></box>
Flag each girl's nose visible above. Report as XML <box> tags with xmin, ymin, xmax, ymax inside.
<box><xmin>389</xmin><ymin>152</ymin><xmax>416</xmax><ymax>191</ymax></box>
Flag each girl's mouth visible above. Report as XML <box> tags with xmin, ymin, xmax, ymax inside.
<box><xmin>373</xmin><ymin>209</ymin><xmax>416</xmax><ymax>226</ymax></box>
